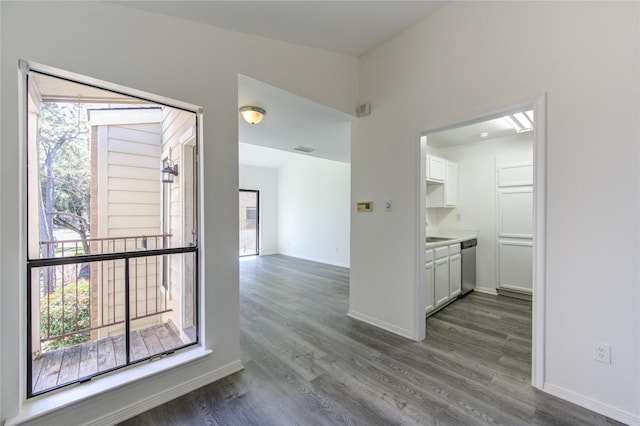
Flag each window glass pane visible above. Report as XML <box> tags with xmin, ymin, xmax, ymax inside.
<box><xmin>130</xmin><ymin>252</ymin><xmax>197</xmax><ymax>361</ymax></box>
<box><xmin>27</xmin><ymin>72</ymin><xmax>198</xmax><ymax>260</ymax></box>
<box><xmin>26</xmin><ymin>68</ymin><xmax>200</xmax><ymax>397</ymax></box>
<box><xmin>30</xmin><ymin>259</ymin><xmax>126</xmax><ymax>395</ymax></box>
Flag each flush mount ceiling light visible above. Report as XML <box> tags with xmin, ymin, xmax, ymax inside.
<box><xmin>239</xmin><ymin>106</ymin><xmax>266</xmax><ymax>125</ymax></box>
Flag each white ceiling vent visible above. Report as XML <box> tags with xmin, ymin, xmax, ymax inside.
<box><xmin>293</xmin><ymin>146</ymin><xmax>316</xmax><ymax>153</ymax></box>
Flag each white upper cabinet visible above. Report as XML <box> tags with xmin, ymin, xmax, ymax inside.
<box><xmin>426</xmin><ymin>155</ymin><xmax>457</xmax><ymax>208</ymax></box>
<box><xmin>426</xmin><ymin>155</ymin><xmax>446</xmax><ymax>182</ymax></box>
<box><xmin>444</xmin><ymin>162</ymin><xmax>457</xmax><ymax>207</ymax></box>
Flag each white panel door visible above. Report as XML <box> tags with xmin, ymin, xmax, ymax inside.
<box><xmin>498</xmin><ymin>240</ymin><xmax>533</xmax><ymax>293</ymax></box>
<box><xmin>498</xmin><ymin>162</ymin><xmax>534</xmax><ymax>187</ymax></box>
<box><xmin>497</xmin><ymin>188</ymin><xmax>533</xmax><ymax>238</ymax></box>
<box><xmin>496</xmin><ymin>162</ymin><xmax>533</xmax><ymax>294</ymax></box>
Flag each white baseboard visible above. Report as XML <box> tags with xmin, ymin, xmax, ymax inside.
<box><xmin>474</xmin><ymin>286</ymin><xmax>498</xmax><ymax>295</ymax></box>
<box><xmin>543</xmin><ymin>382</ymin><xmax>640</xmax><ymax>426</ymax></box>
<box><xmin>91</xmin><ymin>359</ymin><xmax>244</xmax><ymax>426</ymax></box>
<box><xmin>277</xmin><ymin>251</ymin><xmax>350</xmax><ymax>269</ymax></box>
<box><xmin>347</xmin><ymin>309</ymin><xmax>413</xmax><ymax>340</ymax></box>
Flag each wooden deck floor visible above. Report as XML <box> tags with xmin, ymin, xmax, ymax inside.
<box><xmin>32</xmin><ymin>321</ymin><xmax>185</xmax><ymax>394</ymax></box>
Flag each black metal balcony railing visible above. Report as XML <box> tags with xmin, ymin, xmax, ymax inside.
<box><xmin>35</xmin><ymin>234</ymin><xmax>174</xmax><ymax>346</ymax></box>
<box><xmin>28</xmin><ymin>233</ymin><xmax>198</xmax><ymax>397</ymax></box>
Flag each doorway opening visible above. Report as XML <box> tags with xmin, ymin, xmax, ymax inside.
<box><xmin>416</xmin><ymin>96</ymin><xmax>546</xmax><ymax>388</ymax></box>
<box><xmin>239</xmin><ymin>190</ymin><xmax>259</xmax><ymax>257</ymax></box>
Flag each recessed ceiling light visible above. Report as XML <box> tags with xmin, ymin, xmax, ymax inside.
<box><xmin>504</xmin><ymin>111</ymin><xmax>534</xmax><ymax>133</ymax></box>
<box><xmin>525</xmin><ymin>110</ymin><xmax>534</xmax><ymax>122</ymax></box>
<box><xmin>513</xmin><ymin>112</ymin><xmax>533</xmax><ymax>130</ymax></box>
<box><xmin>504</xmin><ymin>115</ymin><xmax>521</xmax><ymax>132</ymax></box>
<box><xmin>480</xmin><ymin>132</ymin><xmax>489</xmax><ymax>139</ymax></box>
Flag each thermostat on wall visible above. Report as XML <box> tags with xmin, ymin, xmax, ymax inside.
<box><xmin>357</xmin><ymin>201</ymin><xmax>373</xmax><ymax>212</ymax></box>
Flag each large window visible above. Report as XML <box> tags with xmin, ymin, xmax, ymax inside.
<box><xmin>25</xmin><ymin>68</ymin><xmax>200</xmax><ymax>397</ymax></box>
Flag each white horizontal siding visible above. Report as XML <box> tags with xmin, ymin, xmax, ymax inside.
<box><xmin>108</xmin><ymin>216</ymin><xmax>161</xmax><ymax>229</ymax></box>
<box><xmin>109</xmin><ymin>152</ymin><xmax>160</xmax><ymax>169</ymax></box>
<box><xmin>107</xmin><ymin>228</ymin><xmax>162</xmax><ymax>238</ymax></box>
<box><xmin>108</xmin><ymin>126</ymin><xmax>161</xmax><ymax>145</ymax></box>
<box><xmin>108</xmin><ymin>164</ymin><xmax>158</xmax><ymax>181</ymax></box>
<box><xmin>109</xmin><ymin>191</ymin><xmax>159</xmax><ymax>204</ymax></box>
<box><xmin>108</xmin><ymin>139</ymin><xmax>159</xmax><ymax>157</ymax></box>
<box><xmin>108</xmin><ymin>203</ymin><xmax>159</xmax><ymax>216</ymax></box>
<box><xmin>108</xmin><ymin>177</ymin><xmax>159</xmax><ymax>192</ymax></box>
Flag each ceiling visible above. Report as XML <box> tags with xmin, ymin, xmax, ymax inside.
<box><xmin>427</xmin><ymin>118</ymin><xmax>520</xmax><ymax>149</ymax></box>
<box><xmin>238</xmin><ymin>75</ymin><xmax>352</xmax><ymax>163</ymax></box>
<box><xmin>426</xmin><ymin>112</ymin><xmax>534</xmax><ymax>149</ymax></box>
<box><xmin>110</xmin><ymin>1</ymin><xmax>448</xmax><ymax>164</ymax></box>
<box><xmin>114</xmin><ymin>1</ymin><xmax>447</xmax><ymax>57</ymax></box>
<box><xmin>32</xmin><ymin>72</ymin><xmax>145</xmax><ymax>104</ymax></box>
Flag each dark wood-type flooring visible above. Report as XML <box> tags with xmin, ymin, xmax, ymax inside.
<box><xmin>120</xmin><ymin>254</ymin><xmax>620</xmax><ymax>425</ymax></box>
<box><xmin>32</xmin><ymin>321</ymin><xmax>184</xmax><ymax>394</ymax></box>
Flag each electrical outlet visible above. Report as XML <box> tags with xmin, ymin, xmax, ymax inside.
<box><xmin>593</xmin><ymin>342</ymin><xmax>611</xmax><ymax>364</ymax></box>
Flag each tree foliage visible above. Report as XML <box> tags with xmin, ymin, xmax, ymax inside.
<box><xmin>39</xmin><ymin>102</ymin><xmax>91</xmax><ymax>232</ymax></box>
<box><xmin>38</xmin><ymin>102</ymin><xmax>91</xmax><ymax>284</ymax></box>
<box><xmin>40</xmin><ymin>278</ymin><xmax>91</xmax><ymax>351</ymax></box>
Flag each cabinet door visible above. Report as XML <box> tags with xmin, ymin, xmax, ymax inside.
<box><xmin>445</xmin><ymin>162</ymin><xmax>457</xmax><ymax>207</ymax></box>
<box><xmin>449</xmin><ymin>253</ymin><xmax>462</xmax><ymax>298</ymax></box>
<box><xmin>428</xmin><ymin>156</ymin><xmax>446</xmax><ymax>182</ymax></box>
<box><xmin>424</xmin><ymin>261</ymin><xmax>434</xmax><ymax>314</ymax></box>
<box><xmin>434</xmin><ymin>257</ymin><xmax>450</xmax><ymax>307</ymax></box>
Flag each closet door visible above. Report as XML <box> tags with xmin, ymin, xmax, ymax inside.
<box><xmin>496</xmin><ymin>163</ymin><xmax>533</xmax><ymax>294</ymax></box>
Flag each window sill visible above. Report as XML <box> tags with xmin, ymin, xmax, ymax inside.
<box><xmin>7</xmin><ymin>346</ymin><xmax>212</xmax><ymax>426</ymax></box>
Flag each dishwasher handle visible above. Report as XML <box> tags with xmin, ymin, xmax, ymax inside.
<box><xmin>461</xmin><ymin>238</ymin><xmax>477</xmax><ymax>249</ymax></box>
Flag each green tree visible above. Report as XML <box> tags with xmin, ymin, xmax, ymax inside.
<box><xmin>38</xmin><ymin>102</ymin><xmax>91</xmax><ymax>291</ymax></box>
<box><xmin>40</xmin><ymin>279</ymin><xmax>90</xmax><ymax>350</ymax></box>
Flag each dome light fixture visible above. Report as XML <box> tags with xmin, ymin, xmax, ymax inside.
<box><xmin>239</xmin><ymin>105</ymin><xmax>266</xmax><ymax>125</ymax></box>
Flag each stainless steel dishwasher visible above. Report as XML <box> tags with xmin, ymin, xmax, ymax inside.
<box><xmin>460</xmin><ymin>238</ymin><xmax>477</xmax><ymax>296</ymax></box>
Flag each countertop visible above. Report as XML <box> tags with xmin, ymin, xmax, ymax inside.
<box><xmin>425</xmin><ymin>228</ymin><xmax>477</xmax><ymax>249</ymax></box>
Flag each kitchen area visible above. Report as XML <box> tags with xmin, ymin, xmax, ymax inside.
<box><xmin>421</xmin><ymin>110</ymin><xmax>535</xmax><ymax>318</ymax></box>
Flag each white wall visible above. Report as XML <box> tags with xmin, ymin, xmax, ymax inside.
<box><xmin>277</xmin><ymin>153</ymin><xmax>351</xmax><ymax>268</ymax></box>
<box><xmin>0</xmin><ymin>2</ymin><xmax>358</xmax><ymax>424</ymax></box>
<box><xmin>239</xmin><ymin>165</ymin><xmax>278</xmax><ymax>255</ymax></box>
<box><xmin>351</xmin><ymin>1</ymin><xmax>639</xmax><ymax>423</ymax></box>
<box><xmin>431</xmin><ymin>133</ymin><xmax>533</xmax><ymax>293</ymax></box>
<box><xmin>240</xmin><ymin>143</ymin><xmax>351</xmax><ymax>267</ymax></box>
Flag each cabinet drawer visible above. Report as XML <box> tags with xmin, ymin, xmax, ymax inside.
<box><xmin>425</xmin><ymin>249</ymin><xmax>434</xmax><ymax>263</ymax></box>
<box><xmin>448</xmin><ymin>243</ymin><xmax>460</xmax><ymax>255</ymax></box>
<box><xmin>434</xmin><ymin>246</ymin><xmax>448</xmax><ymax>259</ymax></box>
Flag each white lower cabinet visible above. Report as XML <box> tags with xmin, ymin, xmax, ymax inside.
<box><xmin>449</xmin><ymin>252</ymin><xmax>462</xmax><ymax>298</ymax></box>
<box><xmin>434</xmin><ymin>246</ymin><xmax>450</xmax><ymax>307</ymax></box>
<box><xmin>424</xmin><ymin>249</ymin><xmax>435</xmax><ymax>314</ymax></box>
<box><xmin>427</xmin><ymin>243</ymin><xmax>463</xmax><ymax>315</ymax></box>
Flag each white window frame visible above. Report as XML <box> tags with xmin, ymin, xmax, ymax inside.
<box><xmin>15</xmin><ymin>60</ymin><xmax>209</xmax><ymax>420</ymax></box>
